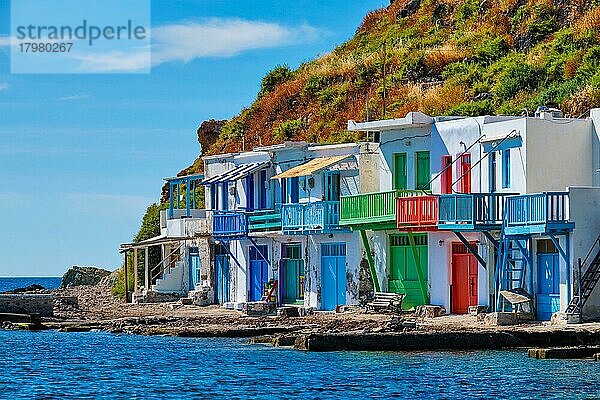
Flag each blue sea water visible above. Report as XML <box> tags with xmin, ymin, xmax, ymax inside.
<box><xmin>0</xmin><ymin>277</ymin><xmax>62</xmax><ymax>293</ymax></box>
<box><xmin>0</xmin><ymin>331</ymin><xmax>599</xmax><ymax>399</ymax></box>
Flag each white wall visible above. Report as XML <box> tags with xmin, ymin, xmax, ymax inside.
<box><xmin>568</xmin><ymin>186</ymin><xmax>600</xmax><ymax>319</ymax></box>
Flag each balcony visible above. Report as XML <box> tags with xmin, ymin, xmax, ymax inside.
<box><xmin>247</xmin><ymin>209</ymin><xmax>282</xmax><ymax>234</ymax></box>
<box><xmin>396</xmin><ymin>195</ymin><xmax>439</xmax><ymax>231</ymax></box>
<box><xmin>281</xmin><ymin>201</ymin><xmax>345</xmax><ymax>235</ymax></box>
<box><xmin>438</xmin><ymin>193</ymin><xmax>515</xmax><ymax>231</ymax></box>
<box><xmin>212</xmin><ymin>211</ymin><xmax>247</xmax><ymax>238</ymax></box>
<box><xmin>505</xmin><ymin>192</ymin><xmax>574</xmax><ymax>235</ymax></box>
<box><xmin>339</xmin><ymin>190</ymin><xmax>423</xmax><ymax>230</ymax></box>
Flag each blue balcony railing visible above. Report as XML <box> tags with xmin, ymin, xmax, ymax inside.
<box><xmin>505</xmin><ymin>192</ymin><xmax>574</xmax><ymax>234</ymax></box>
<box><xmin>212</xmin><ymin>211</ymin><xmax>247</xmax><ymax>238</ymax></box>
<box><xmin>438</xmin><ymin>193</ymin><xmax>515</xmax><ymax>230</ymax></box>
<box><xmin>281</xmin><ymin>201</ymin><xmax>344</xmax><ymax>234</ymax></box>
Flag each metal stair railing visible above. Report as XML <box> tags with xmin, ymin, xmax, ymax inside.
<box><xmin>566</xmin><ymin>233</ymin><xmax>600</xmax><ymax>316</ymax></box>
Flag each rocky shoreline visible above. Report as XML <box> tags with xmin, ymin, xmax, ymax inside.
<box><xmin>2</xmin><ymin>283</ymin><xmax>600</xmax><ymax>357</ymax></box>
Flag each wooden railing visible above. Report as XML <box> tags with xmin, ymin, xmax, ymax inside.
<box><xmin>281</xmin><ymin>201</ymin><xmax>341</xmax><ymax>233</ymax></box>
<box><xmin>212</xmin><ymin>211</ymin><xmax>247</xmax><ymax>237</ymax></box>
<box><xmin>396</xmin><ymin>195</ymin><xmax>439</xmax><ymax>228</ymax></box>
<box><xmin>438</xmin><ymin>193</ymin><xmax>515</xmax><ymax>227</ymax></box>
<box><xmin>339</xmin><ymin>189</ymin><xmax>423</xmax><ymax>225</ymax></box>
<box><xmin>506</xmin><ymin>192</ymin><xmax>570</xmax><ymax>226</ymax></box>
<box><xmin>247</xmin><ymin>209</ymin><xmax>282</xmax><ymax>233</ymax></box>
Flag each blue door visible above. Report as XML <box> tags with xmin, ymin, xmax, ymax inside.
<box><xmin>215</xmin><ymin>244</ymin><xmax>230</xmax><ymax>304</ymax></box>
<box><xmin>321</xmin><ymin>243</ymin><xmax>346</xmax><ymax>311</ymax></box>
<box><xmin>249</xmin><ymin>245</ymin><xmax>269</xmax><ymax>301</ymax></box>
<box><xmin>189</xmin><ymin>247</ymin><xmax>201</xmax><ymax>291</ymax></box>
<box><xmin>536</xmin><ymin>253</ymin><xmax>560</xmax><ymax>320</ymax></box>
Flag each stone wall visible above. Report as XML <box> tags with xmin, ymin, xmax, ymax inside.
<box><xmin>0</xmin><ymin>294</ymin><xmax>54</xmax><ymax>316</ymax></box>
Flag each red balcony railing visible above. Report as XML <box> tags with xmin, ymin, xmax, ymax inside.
<box><xmin>396</xmin><ymin>195</ymin><xmax>439</xmax><ymax>231</ymax></box>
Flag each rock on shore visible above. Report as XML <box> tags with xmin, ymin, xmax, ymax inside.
<box><xmin>60</xmin><ymin>266</ymin><xmax>111</xmax><ymax>288</ymax></box>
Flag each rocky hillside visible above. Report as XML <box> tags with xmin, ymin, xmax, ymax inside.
<box><xmin>132</xmin><ymin>0</ymin><xmax>600</xmax><ymax>247</ymax></box>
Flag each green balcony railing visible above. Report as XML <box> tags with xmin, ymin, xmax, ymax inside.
<box><xmin>247</xmin><ymin>209</ymin><xmax>282</xmax><ymax>233</ymax></box>
<box><xmin>339</xmin><ymin>189</ymin><xmax>424</xmax><ymax>229</ymax></box>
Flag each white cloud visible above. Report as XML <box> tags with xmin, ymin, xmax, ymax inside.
<box><xmin>70</xmin><ymin>18</ymin><xmax>321</xmax><ymax>73</ymax></box>
<box><xmin>0</xmin><ymin>83</ymin><xmax>8</xmax><ymax>91</ymax></box>
<box><xmin>58</xmin><ymin>94</ymin><xmax>91</xmax><ymax>101</ymax></box>
<box><xmin>0</xmin><ymin>36</ymin><xmax>11</xmax><ymax>47</ymax></box>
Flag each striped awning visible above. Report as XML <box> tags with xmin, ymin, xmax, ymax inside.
<box><xmin>271</xmin><ymin>155</ymin><xmax>352</xmax><ymax>180</ymax></box>
<box><xmin>201</xmin><ymin>161</ymin><xmax>270</xmax><ymax>185</ymax></box>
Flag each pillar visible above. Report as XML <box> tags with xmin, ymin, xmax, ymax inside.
<box><xmin>144</xmin><ymin>247</ymin><xmax>150</xmax><ymax>291</ymax></box>
<box><xmin>133</xmin><ymin>248</ymin><xmax>139</xmax><ymax>296</ymax></box>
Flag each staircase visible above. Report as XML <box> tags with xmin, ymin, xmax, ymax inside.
<box><xmin>566</xmin><ymin>234</ymin><xmax>600</xmax><ymax>317</ymax></box>
<box><xmin>149</xmin><ymin>243</ymin><xmax>186</xmax><ymax>294</ymax></box>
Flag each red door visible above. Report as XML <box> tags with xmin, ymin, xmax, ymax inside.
<box><xmin>451</xmin><ymin>243</ymin><xmax>478</xmax><ymax>314</ymax></box>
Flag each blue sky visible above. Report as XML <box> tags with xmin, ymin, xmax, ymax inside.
<box><xmin>0</xmin><ymin>0</ymin><xmax>384</xmax><ymax>276</ymax></box>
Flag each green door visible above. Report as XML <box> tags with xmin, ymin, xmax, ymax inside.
<box><xmin>393</xmin><ymin>153</ymin><xmax>407</xmax><ymax>190</ymax></box>
<box><xmin>282</xmin><ymin>244</ymin><xmax>304</xmax><ymax>304</ymax></box>
<box><xmin>415</xmin><ymin>151</ymin><xmax>430</xmax><ymax>190</ymax></box>
<box><xmin>389</xmin><ymin>234</ymin><xmax>428</xmax><ymax>309</ymax></box>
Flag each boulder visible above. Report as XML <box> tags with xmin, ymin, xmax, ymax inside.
<box><xmin>3</xmin><ymin>284</ymin><xmax>46</xmax><ymax>294</ymax></box>
<box><xmin>60</xmin><ymin>266</ymin><xmax>111</xmax><ymax>288</ymax></box>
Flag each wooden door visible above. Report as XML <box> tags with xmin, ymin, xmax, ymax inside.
<box><xmin>393</xmin><ymin>153</ymin><xmax>407</xmax><ymax>190</ymax></box>
<box><xmin>451</xmin><ymin>243</ymin><xmax>478</xmax><ymax>314</ymax></box>
<box><xmin>389</xmin><ymin>234</ymin><xmax>428</xmax><ymax>310</ymax></box>
<box><xmin>249</xmin><ymin>245</ymin><xmax>269</xmax><ymax>301</ymax></box>
<box><xmin>281</xmin><ymin>244</ymin><xmax>304</xmax><ymax>304</ymax></box>
<box><xmin>321</xmin><ymin>243</ymin><xmax>346</xmax><ymax>311</ymax></box>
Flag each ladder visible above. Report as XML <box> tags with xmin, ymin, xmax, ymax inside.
<box><xmin>566</xmin><ymin>234</ymin><xmax>600</xmax><ymax>317</ymax></box>
<box><xmin>495</xmin><ymin>215</ymin><xmax>528</xmax><ymax>311</ymax></box>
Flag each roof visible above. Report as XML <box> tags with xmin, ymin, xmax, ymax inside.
<box><xmin>271</xmin><ymin>155</ymin><xmax>352</xmax><ymax>179</ymax></box>
<box><xmin>481</xmin><ymin>130</ymin><xmax>522</xmax><ymax>152</ymax></box>
<box><xmin>347</xmin><ymin>112</ymin><xmax>434</xmax><ymax>132</ymax></box>
<box><xmin>120</xmin><ymin>234</ymin><xmax>188</xmax><ymax>251</ymax></box>
<box><xmin>164</xmin><ymin>173</ymin><xmax>205</xmax><ymax>183</ymax></box>
<box><xmin>201</xmin><ymin>161</ymin><xmax>270</xmax><ymax>185</ymax></box>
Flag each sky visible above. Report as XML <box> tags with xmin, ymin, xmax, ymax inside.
<box><xmin>0</xmin><ymin>0</ymin><xmax>385</xmax><ymax>276</ymax></box>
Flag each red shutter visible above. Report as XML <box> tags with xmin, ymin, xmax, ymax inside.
<box><xmin>460</xmin><ymin>153</ymin><xmax>471</xmax><ymax>194</ymax></box>
<box><xmin>441</xmin><ymin>155</ymin><xmax>452</xmax><ymax>194</ymax></box>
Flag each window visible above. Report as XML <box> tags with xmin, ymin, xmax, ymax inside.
<box><xmin>459</xmin><ymin>153</ymin><xmax>471</xmax><ymax>194</ymax></box>
<box><xmin>220</xmin><ymin>183</ymin><xmax>228</xmax><ymax>211</ymax></box>
<box><xmin>393</xmin><ymin>153</ymin><xmax>407</xmax><ymax>190</ymax></box>
<box><xmin>489</xmin><ymin>152</ymin><xmax>497</xmax><ymax>193</ymax></box>
<box><xmin>259</xmin><ymin>169</ymin><xmax>268</xmax><ymax>209</ymax></box>
<box><xmin>210</xmin><ymin>184</ymin><xmax>218</xmax><ymax>210</ymax></box>
<box><xmin>286</xmin><ymin>177</ymin><xmax>299</xmax><ymax>204</ymax></box>
<box><xmin>415</xmin><ymin>151</ymin><xmax>430</xmax><ymax>190</ymax></box>
<box><xmin>502</xmin><ymin>149</ymin><xmax>511</xmax><ymax>188</ymax></box>
<box><xmin>246</xmin><ymin>174</ymin><xmax>254</xmax><ymax>211</ymax></box>
<box><xmin>326</xmin><ymin>173</ymin><xmax>341</xmax><ymax>201</ymax></box>
<box><xmin>441</xmin><ymin>155</ymin><xmax>452</xmax><ymax>194</ymax></box>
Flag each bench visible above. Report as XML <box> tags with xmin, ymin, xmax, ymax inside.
<box><xmin>366</xmin><ymin>292</ymin><xmax>405</xmax><ymax>313</ymax></box>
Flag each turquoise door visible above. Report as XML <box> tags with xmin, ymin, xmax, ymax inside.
<box><xmin>249</xmin><ymin>245</ymin><xmax>269</xmax><ymax>301</ymax></box>
<box><xmin>536</xmin><ymin>253</ymin><xmax>560</xmax><ymax>320</ymax></box>
<box><xmin>281</xmin><ymin>244</ymin><xmax>304</xmax><ymax>305</ymax></box>
<box><xmin>215</xmin><ymin>245</ymin><xmax>230</xmax><ymax>304</ymax></box>
<box><xmin>321</xmin><ymin>243</ymin><xmax>346</xmax><ymax>311</ymax></box>
<box><xmin>189</xmin><ymin>247</ymin><xmax>201</xmax><ymax>291</ymax></box>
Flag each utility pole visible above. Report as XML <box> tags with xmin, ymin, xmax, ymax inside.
<box><xmin>382</xmin><ymin>40</ymin><xmax>387</xmax><ymax>119</ymax></box>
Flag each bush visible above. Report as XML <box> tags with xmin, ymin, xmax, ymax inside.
<box><xmin>493</xmin><ymin>59</ymin><xmax>539</xmax><ymax>100</ymax></box>
<box><xmin>273</xmin><ymin>119</ymin><xmax>305</xmax><ymax>142</ymax></box>
<box><xmin>474</xmin><ymin>37</ymin><xmax>509</xmax><ymax>65</ymax></box>
<box><xmin>304</xmin><ymin>75</ymin><xmax>330</xmax><ymax>95</ymax></box>
<box><xmin>446</xmin><ymin>100</ymin><xmax>494</xmax><ymax>116</ymax></box>
<box><xmin>259</xmin><ymin>65</ymin><xmax>293</xmax><ymax>97</ymax></box>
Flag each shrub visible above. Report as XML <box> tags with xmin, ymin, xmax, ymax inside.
<box><xmin>259</xmin><ymin>65</ymin><xmax>293</xmax><ymax>97</ymax></box>
<box><xmin>273</xmin><ymin>119</ymin><xmax>305</xmax><ymax>142</ymax></box>
<box><xmin>474</xmin><ymin>37</ymin><xmax>509</xmax><ymax>65</ymax></box>
<box><xmin>493</xmin><ymin>59</ymin><xmax>539</xmax><ymax>100</ymax></box>
<box><xmin>304</xmin><ymin>75</ymin><xmax>330</xmax><ymax>95</ymax></box>
<box><xmin>446</xmin><ymin>100</ymin><xmax>494</xmax><ymax>116</ymax></box>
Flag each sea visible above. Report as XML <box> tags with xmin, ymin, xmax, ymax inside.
<box><xmin>0</xmin><ymin>277</ymin><xmax>62</xmax><ymax>293</ymax></box>
<box><xmin>0</xmin><ymin>331</ymin><xmax>598</xmax><ymax>399</ymax></box>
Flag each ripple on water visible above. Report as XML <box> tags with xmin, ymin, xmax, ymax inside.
<box><xmin>0</xmin><ymin>331</ymin><xmax>599</xmax><ymax>399</ymax></box>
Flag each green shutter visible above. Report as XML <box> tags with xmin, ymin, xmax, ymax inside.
<box><xmin>393</xmin><ymin>153</ymin><xmax>407</xmax><ymax>190</ymax></box>
<box><xmin>416</xmin><ymin>151</ymin><xmax>430</xmax><ymax>190</ymax></box>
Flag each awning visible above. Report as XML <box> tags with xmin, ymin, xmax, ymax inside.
<box><xmin>201</xmin><ymin>161</ymin><xmax>270</xmax><ymax>185</ymax></box>
<box><xmin>119</xmin><ymin>234</ymin><xmax>188</xmax><ymax>251</ymax></box>
<box><xmin>271</xmin><ymin>155</ymin><xmax>352</xmax><ymax>180</ymax></box>
<box><xmin>481</xmin><ymin>131</ymin><xmax>522</xmax><ymax>152</ymax></box>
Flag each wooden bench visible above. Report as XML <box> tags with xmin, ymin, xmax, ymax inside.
<box><xmin>366</xmin><ymin>292</ymin><xmax>405</xmax><ymax>313</ymax></box>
